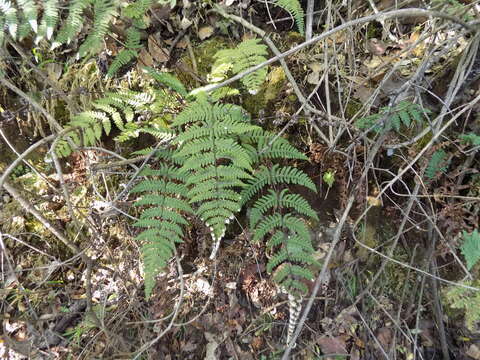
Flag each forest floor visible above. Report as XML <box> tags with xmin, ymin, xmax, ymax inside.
<box><xmin>1</xmin><ymin>1</ymin><xmax>480</xmax><ymax>359</ymax></box>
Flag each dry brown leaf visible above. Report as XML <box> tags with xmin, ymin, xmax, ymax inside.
<box><xmin>466</xmin><ymin>344</ymin><xmax>480</xmax><ymax>360</ymax></box>
<box><xmin>353</xmin><ymin>85</ymin><xmax>374</xmax><ymax>103</ymax></box>
<box><xmin>307</xmin><ymin>71</ymin><xmax>320</xmax><ymax>85</ymax></box>
<box><xmin>366</xmin><ymin>38</ymin><xmax>388</xmax><ymax>56</ymax></box>
<box><xmin>138</xmin><ymin>47</ymin><xmax>154</xmax><ymax>68</ymax></box>
<box><xmin>148</xmin><ymin>36</ymin><xmax>170</xmax><ymax>63</ymax></box>
<box><xmin>198</xmin><ymin>26</ymin><xmax>214</xmax><ymax>40</ymax></box>
<box><xmin>376</xmin><ymin>327</ymin><xmax>392</xmax><ymax>350</ymax></box>
<box><xmin>317</xmin><ymin>336</ymin><xmax>348</xmax><ymax>355</ymax></box>
<box><xmin>45</xmin><ymin>63</ymin><xmax>63</xmax><ymax>82</ymax></box>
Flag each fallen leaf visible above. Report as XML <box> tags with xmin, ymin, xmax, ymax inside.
<box><xmin>466</xmin><ymin>344</ymin><xmax>480</xmax><ymax>359</ymax></box>
<box><xmin>353</xmin><ymin>85</ymin><xmax>374</xmax><ymax>103</ymax></box>
<box><xmin>308</xmin><ymin>62</ymin><xmax>323</xmax><ymax>73</ymax></box>
<box><xmin>138</xmin><ymin>47</ymin><xmax>154</xmax><ymax>68</ymax></box>
<box><xmin>365</xmin><ymin>56</ymin><xmax>383</xmax><ymax>69</ymax></box>
<box><xmin>307</xmin><ymin>71</ymin><xmax>320</xmax><ymax>85</ymax></box>
<box><xmin>45</xmin><ymin>63</ymin><xmax>62</xmax><ymax>81</ymax></box>
<box><xmin>366</xmin><ymin>38</ymin><xmax>388</xmax><ymax>56</ymax></box>
<box><xmin>367</xmin><ymin>196</ymin><xmax>382</xmax><ymax>207</ymax></box>
<box><xmin>181</xmin><ymin>17</ymin><xmax>193</xmax><ymax>30</ymax></box>
<box><xmin>204</xmin><ymin>332</ymin><xmax>220</xmax><ymax>360</ymax></box>
<box><xmin>376</xmin><ymin>327</ymin><xmax>392</xmax><ymax>350</ymax></box>
<box><xmin>317</xmin><ymin>336</ymin><xmax>348</xmax><ymax>355</ymax></box>
<box><xmin>148</xmin><ymin>36</ymin><xmax>169</xmax><ymax>63</ymax></box>
<box><xmin>198</xmin><ymin>26</ymin><xmax>214</xmax><ymax>40</ymax></box>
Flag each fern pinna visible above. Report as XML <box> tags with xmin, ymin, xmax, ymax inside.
<box><xmin>131</xmin><ymin>149</ymin><xmax>192</xmax><ymax>298</ymax></box>
<box><xmin>242</xmin><ymin>169</ymin><xmax>318</xmax><ymax>344</ymax></box>
<box><xmin>55</xmin><ymin>91</ymin><xmax>154</xmax><ymax>157</ymax></box>
<box><xmin>172</xmin><ymin>95</ymin><xmax>259</xmax><ymax>242</ymax></box>
<box><xmin>211</xmin><ymin>38</ymin><xmax>269</xmax><ymax>94</ymax></box>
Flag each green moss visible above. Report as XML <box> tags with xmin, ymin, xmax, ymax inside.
<box><xmin>242</xmin><ymin>89</ymin><xmax>267</xmax><ymax>118</ymax></box>
<box><xmin>264</xmin><ymin>66</ymin><xmax>286</xmax><ymax>103</ymax></box>
<box><xmin>345</xmin><ymin>101</ymin><xmax>363</xmax><ymax>119</ymax></box>
<box><xmin>176</xmin><ymin>37</ymin><xmax>231</xmax><ymax>88</ymax></box>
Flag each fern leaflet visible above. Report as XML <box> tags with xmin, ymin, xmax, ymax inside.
<box><xmin>211</xmin><ymin>38</ymin><xmax>268</xmax><ymax>94</ymax></box>
<box><xmin>274</xmin><ymin>0</ymin><xmax>305</xmax><ymax>36</ymax></box>
<box><xmin>172</xmin><ymin>95</ymin><xmax>260</xmax><ymax>241</ymax></box>
<box><xmin>425</xmin><ymin>149</ymin><xmax>448</xmax><ymax>180</ymax></box>
<box><xmin>461</xmin><ymin>229</ymin><xmax>480</xmax><ymax>270</ymax></box>
<box><xmin>131</xmin><ymin>157</ymin><xmax>192</xmax><ymax>298</ymax></box>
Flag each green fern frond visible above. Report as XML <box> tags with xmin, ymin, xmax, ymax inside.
<box><xmin>108</xmin><ymin>27</ymin><xmax>141</xmax><ymax>77</ymax></box>
<box><xmin>355</xmin><ymin>101</ymin><xmax>430</xmax><ymax>134</ymax></box>
<box><xmin>17</xmin><ymin>0</ymin><xmax>37</xmax><ymax>33</ymax></box>
<box><xmin>460</xmin><ymin>133</ymin><xmax>480</xmax><ymax>146</ymax></box>
<box><xmin>274</xmin><ymin>0</ymin><xmax>305</xmax><ymax>35</ymax></box>
<box><xmin>445</xmin><ymin>280</ymin><xmax>480</xmax><ymax>331</ymax></box>
<box><xmin>425</xmin><ymin>149</ymin><xmax>448</xmax><ymax>180</ymax></box>
<box><xmin>78</xmin><ymin>0</ymin><xmax>117</xmax><ymax>57</ymax></box>
<box><xmin>250</xmin><ymin>189</ymin><xmax>317</xmax><ymax>228</ymax></box>
<box><xmin>38</xmin><ymin>0</ymin><xmax>58</xmax><ymax>40</ymax></box>
<box><xmin>172</xmin><ymin>97</ymin><xmax>260</xmax><ymax>241</ymax></box>
<box><xmin>132</xmin><ymin>156</ymin><xmax>192</xmax><ymax>298</ymax></box>
<box><xmin>241</xmin><ymin>129</ymin><xmax>308</xmax><ymax>161</ymax></box>
<box><xmin>461</xmin><ymin>229</ymin><xmax>480</xmax><ymax>270</ymax></box>
<box><xmin>210</xmin><ymin>86</ymin><xmax>240</xmax><ymax>101</ymax></box>
<box><xmin>144</xmin><ymin>67</ymin><xmax>188</xmax><ymax>97</ymax></box>
<box><xmin>123</xmin><ymin>0</ymin><xmax>152</xmax><ymax>20</ymax></box>
<box><xmin>0</xmin><ymin>0</ymin><xmax>18</xmax><ymax>38</ymax></box>
<box><xmin>0</xmin><ymin>15</ymin><xmax>5</xmax><ymax>45</ymax></box>
<box><xmin>52</xmin><ymin>0</ymin><xmax>90</xmax><ymax>47</ymax></box>
<box><xmin>241</xmin><ymin>164</ymin><xmax>317</xmax><ymax>205</ymax></box>
<box><xmin>211</xmin><ymin>38</ymin><xmax>268</xmax><ymax>93</ymax></box>
<box><xmin>55</xmin><ymin>91</ymin><xmax>154</xmax><ymax>157</ymax></box>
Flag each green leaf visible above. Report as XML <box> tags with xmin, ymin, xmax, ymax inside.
<box><xmin>461</xmin><ymin>229</ymin><xmax>480</xmax><ymax>270</ymax></box>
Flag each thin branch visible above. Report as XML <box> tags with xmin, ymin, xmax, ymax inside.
<box><xmin>200</xmin><ymin>8</ymin><xmax>474</xmax><ymax>96</ymax></box>
<box><xmin>305</xmin><ymin>0</ymin><xmax>315</xmax><ymax>41</ymax></box>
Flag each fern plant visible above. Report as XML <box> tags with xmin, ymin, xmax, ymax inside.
<box><xmin>445</xmin><ymin>280</ymin><xmax>480</xmax><ymax>331</ymax></box>
<box><xmin>55</xmin><ymin>91</ymin><xmax>154</xmax><ymax>157</ymax></box>
<box><xmin>274</xmin><ymin>0</ymin><xmax>305</xmax><ymax>36</ymax></box>
<box><xmin>107</xmin><ymin>27</ymin><xmax>142</xmax><ymax>77</ymax></box>
<box><xmin>461</xmin><ymin>229</ymin><xmax>480</xmax><ymax>270</ymax></box>
<box><xmin>130</xmin><ymin>149</ymin><xmax>193</xmax><ymax>297</ymax></box>
<box><xmin>355</xmin><ymin>101</ymin><xmax>430</xmax><ymax>134</ymax></box>
<box><xmin>425</xmin><ymin>149</ymin><xmax>449</xmax><ymax>181</ymax></box>
<box><xmin>210</xmin><ymin>38</ymin><xmax>269</xmax><ymax>94</ymax></box>
<box><xmin>460</xmin><ymin>132</ymin><xmax>480</xmax><ymax>146</ymax></box>
<box><xmin>0</xmin><ymin>0</ymin><xmax>154</xmax><ymax>61</ymax></box>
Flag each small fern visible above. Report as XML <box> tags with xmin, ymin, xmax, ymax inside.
<box><xmin>78</xmin><ymin>0</ymin><xmax>117</xmax><ymax>57</ymax></box>
<box><xmin>240</xmin><ymin>164</ymin><xmax>317</xmax><ymax>205</ymax></box>
<box><xmin>123</xmin><ymin>0</ymin><xmax>152</xmax><ymax>29</ymax></box>
<box><xmin>249</xmin><ymin>188</ymin><xmax>318</xmax><ymax>298</ymax></box>
<box><xmin>108</xmin><ymin>27</ymin><xmax>142</xmax><ymax>77</ymax></box>
<box><xmin>445</xmin><ymin>280</ymin><xmax>480</xmax><ymax>331</ymax></box>
<box><xmin>144</xmin><ymin>67</ymin><xmax>188</xmax><ymax>97</ymax></box>
<box><xmin>0</xmin><ymin>0</ymin><xmax>18</xmax><ymax>40</ymax></box>
<box><xmin>211</xmin><ymin>38</ymin><xmax>268</xmax><ymax>94</ymax></box>
<box><xmin>460</xmin><ymin>133</ymin><xmax>480</xmax><ymax>146</ymax></box>
<box><xmin>240</xmin><ymin>129</ymin><xmax>308</xmax><ymax>162</ymax></box>
<box><xmin>461</xmin><ymin>229</ymin><xmax>480</xmax><ymax>270</ymax></box>
<box><xmin>274</xmin><ymin>0</ymin><xmax>305</xmax><ymax>36</ymax></box>
<box><xmin>55</xmin><ymin>91</ymin><xmax>154</xmax><ymax>157</ymax></box>
<box><xmin>131</xmin><ymin>154</ymin><xmax>192</xmax><ymax>298</ymax></box>
<box><xmin>425</xmin><ymin>149</ymin><xmax>449</xmax><ymax>180</ymax></box>
<box><xmin>52</xmin><ymin>0</ymin><xmax>91</xmax><ymax>48</ymax></box>
<box><xmin>355</xmin><ymin>101</ymin><xmax>430</xmax><ymax>134</ymax></box>
<box><xmin>36</xmin><ymin>0</ymin><xmax>59</xmax><ymax>42</ymax></box>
